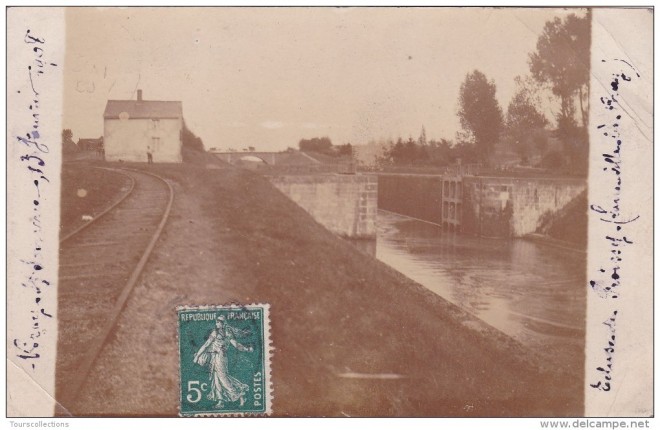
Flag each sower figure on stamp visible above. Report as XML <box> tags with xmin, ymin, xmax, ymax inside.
<box><xmin>146</xmin><ymin>146</ymin><xmax>153</xmax><ymax>164</ymax></box>
<box><xmin>193</xmin><ymin>315</ymin><xmax>253</xmax><ymax>408</ymax></box>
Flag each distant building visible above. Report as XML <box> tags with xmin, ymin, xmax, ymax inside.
<box><xmin>77</xmin><ymin>137</ymin><xmax>103</xmax><ymax>151</ymax></box>
<box><xmin>103</xmin><ymin>89</ymin><xmax>182</xmax><ymax>163</ymax></box>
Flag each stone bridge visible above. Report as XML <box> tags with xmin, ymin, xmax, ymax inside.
<box><xmin>211</xmin><ymin>150</ymin><xmax>320</xmax><ymax>166</ymax></box>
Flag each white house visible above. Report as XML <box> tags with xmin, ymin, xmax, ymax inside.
<box><xmin>103</xmin><ymin>90</ymin><xmax>183</xmax><ymax>163</ymax></box>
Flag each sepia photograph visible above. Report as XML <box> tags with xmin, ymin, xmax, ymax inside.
<box><xmin>6</xmin><ymin>6</ymin><xmax>653</xmax><ymax>421</ymax></box>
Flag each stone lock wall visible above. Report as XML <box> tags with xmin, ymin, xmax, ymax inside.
<box><xmin>377</xmin><ymin>174</ymin><xmax>586</xmax><ymax>239</ymax></box>
<box><xmin>461</xmin><ymin>177</ymin><xmax>513</xmax><ymax>238</ymax></box>
<box><xmin>377</xmin><ymin>175</ymin><xmax>443</xmax><ymax>224</ymax></box>
<box><xmin>269</xmin><ymin>174</ymin><xmax>378</xmax><ymax>239</ymax></box>
<box><xmin>462</xmin><ymin>177</ymin><xmax>586</xmax><ymax>238</ymax></box>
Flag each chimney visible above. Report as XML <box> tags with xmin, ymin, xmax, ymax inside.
<box><xmin>137</xmin><ymin>89</ymin><xmax>143</xmax><ymax>101</ymax></box>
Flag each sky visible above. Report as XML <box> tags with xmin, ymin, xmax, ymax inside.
<box><xmin>63</xmin><ymin>7</ymin><xmax>584</xmax><ymax>152</ymax></box>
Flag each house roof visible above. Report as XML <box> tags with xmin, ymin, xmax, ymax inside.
<box><xmin>103</xmin><ymin>100</ymin><xmax>182</xmax><ymax>120</ymax></box>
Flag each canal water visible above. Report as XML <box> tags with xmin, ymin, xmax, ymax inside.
<box><xmin>353</xmin><ymin>210</ymin><xmax>586</xmax><ymax>367</ymax></box>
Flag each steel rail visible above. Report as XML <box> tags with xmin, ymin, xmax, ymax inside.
<box><xmin>59</xmin><ymin>168</ymin><xmax>175</xmax><ymax>409</ymax></box>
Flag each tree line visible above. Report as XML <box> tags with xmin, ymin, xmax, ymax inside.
<box><xmin>298</xmin><ymin>137</ymin><xmax>353</xmax><ymax>157</ymax></box>
<box><xmin>379</xmin><ymin>12</ymin><xmax>590</xmax><ymax>175</ymax></box>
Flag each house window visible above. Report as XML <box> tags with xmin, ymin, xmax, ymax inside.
<box><xmin>152</xmin><ymin>137</ymin><xmax>160</xmax><ymax>151</ymax></box>
<box><xmin>152</xmin><ymin>119</ymin><xmax>159</xmax><ymax>129</ymax></box>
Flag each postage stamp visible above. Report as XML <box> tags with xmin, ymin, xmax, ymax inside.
<box><xmin>177</xmin><ymin>304</ymin><xmax>271</xmax><ymax>416</ymax></box>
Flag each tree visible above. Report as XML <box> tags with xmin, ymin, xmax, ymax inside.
<box><xmin>404</xmin><ymin>137</ymin><xmax>418</xmax><ymax>163</ymax></box>
<box><xmin>298</xmin><ymin>137</ymin><xmax>333</xmax><ymax>154</ymax></box>
<box><xmin>453</xmin><ymin>140</ymin><xmax>479</xmax><ymax>164</ymax></box>
<box><xmin>418</xmin><ymin>126</ymin><xmax>427</xmax><ymax>146</ymax></box>
<box><xmin>457</xmin><ymin>70</ymin><xmax>504</xmax><ymax>164</ymax></box>
<box><xmin>62</xmin><ymin>128</ymin><xmax>73</xmax><ymax>143</ymax></box>
<box><xmin>375</xmin><ymin>139</ymin><xmax>395</xmax><ymax>169</ymax></box>
<box><xmin>336</xmin><ymin>143</ymin><xmax>353</xmax><ymax>157</ymax></box>
<box><xmin>388</xmin><ymin>137</ymin><xmax>406</xmax><ymax>164</ymax></box>
<box><xmin>182</xmin><ymin>120</ymin><xmax>204</xmax><ymax>151</ymax></box>
<box><xmin>505</xmin><ymin>76</ymin><xmax>549</xmax><ymax>163</ymax></box>
<box><xmin>62</xmin><ymin>129</ymin><xmax>78</xmax><ymax>153</ymax></box>
<box><xmin>529</xmin><ymin>12</ymin><xmax>591</xmax><ymax>130</ymax></box>
<box><xmin>506</xmin><ymin>76</ymin><xmax>548</xmax><ymax>132</ymax></box>
<box><xmin>427</xmin><ymin>138</ymin><xmax>453</xmax><ymax>166</ymax></box>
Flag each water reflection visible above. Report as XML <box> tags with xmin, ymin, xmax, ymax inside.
<box><xmin>355</xmin><ymin>211</ymin><xmax>586</xmax><ymax>365</ymax></box>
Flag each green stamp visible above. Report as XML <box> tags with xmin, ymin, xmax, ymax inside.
<box><xmin>177</xmin><ymin>304</ymin><xmax>271</xmax><ymax>416</ymax></box>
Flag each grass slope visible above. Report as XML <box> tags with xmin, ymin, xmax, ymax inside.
<box><xmin>537</xmin><ymin>190</ymin><xmax>588</xmax><ymax>248</ymax></box>
<box><xmin>59</xmin><ymin>164</ymin><xmax>132</xmax><ymax>237</ymax></box>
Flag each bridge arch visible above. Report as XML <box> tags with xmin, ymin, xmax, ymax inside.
<box><xmin>212</xmin><ymin>151</ymin><xmax>279</xmax><ymax>165</ymax></box>
<box><xmin>237</xmin><ymin>155</ymin><xmax>270</xmax><ymax>165</ymax></box>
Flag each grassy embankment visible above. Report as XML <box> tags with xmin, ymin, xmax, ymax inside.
<box><xmin>61</xmin><ymin>150</ymin><xmax>582</xmax><ymax>416</ymax></box>
<box><xmin>534</xmin><ymin>190</ymin><xmax>588</xmax><ymax>249</ymax></box>
<box><xmin>59</xmin><ymin>165</ymin><xmax>132</xmax><ymax>237</ymax></box>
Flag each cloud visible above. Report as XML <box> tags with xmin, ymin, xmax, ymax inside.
<box><xmin>260</xmin><ymin>120</ymin><xmax>285</xmax><ymax>129</ymax></box>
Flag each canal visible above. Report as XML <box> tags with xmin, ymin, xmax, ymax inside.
<box><xmin>353</xmin><ymin>210</ymin><xmax>586</xmax><ymax>373</ymax></box>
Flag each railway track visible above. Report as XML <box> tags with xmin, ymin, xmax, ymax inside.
<box><xmin>55</xmin><ymin>167</ymin><xmax>174</xmax><ymax>414</ymax></box>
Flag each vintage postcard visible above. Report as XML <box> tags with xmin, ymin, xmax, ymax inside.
<box><xmin>6</xmin><ymin>6</ymin><xmax>653</xmax><ymax>422</ymax></box>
